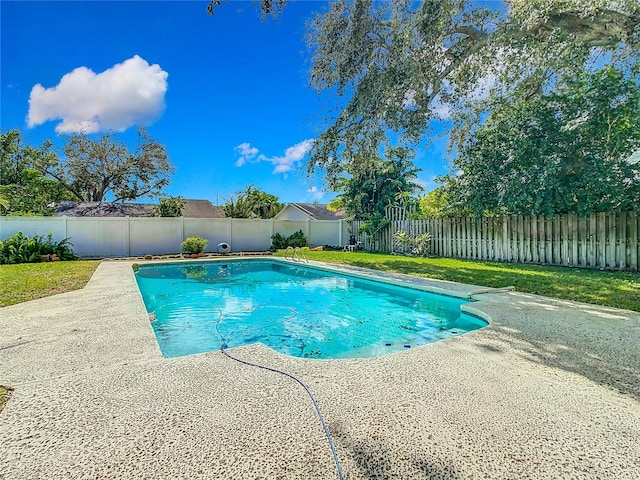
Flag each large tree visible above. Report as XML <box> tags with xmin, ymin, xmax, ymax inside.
<box><xmin>306</xmin><ymin>0</ymin><xmax>639</xmax><ymax>186</ymax></box>
<box><xmin>443</xmin><ymin>67</ymin><xmax>640</xmax><ymax>216</ymax></box>
<box><xmin>328</xmin><ymin>147</ymin><xmax>422</xmax><ymax>235</ymax></box>
<box><xmin>38</xmin><ymin>127</ymin><xmax>173</xmax><ymax>202</ymax></box>
<box><xmin>0</xmin><ymin>130</ymin><xmax>75</xmax><ymax>215</ymax></box>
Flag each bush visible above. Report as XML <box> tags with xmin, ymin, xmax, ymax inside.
<box><xmin>154</xmin><ymin>196</ymin><xmax>186</xmax><ymax>217</ymax></box>
<box><xmin>0</xmin><ymin>231</ymin><xmax>76</xmax><ymax>264</ymax></box>
<box><xmin>392</xmin><ymin>230</ymin><xmax>432</xmax><ymax>257</ymax></box>
<box><xmin>181</xmin><ymin>236</ymin><xmax>208</xmax><ymax>254</ymax></box>
<box><xmin>270</xmin><ymin>230</ymin><xmax>307</xmax><ymax>251</ymax></box>
<box><xmin>270</xmin><ymin>233</ymin><xmax>288</xmax><ymax>250</ymax></box>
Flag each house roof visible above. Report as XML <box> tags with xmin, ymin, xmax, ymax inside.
<box><xmin>54</xmin><ymin>200</ymin><xmax>225</xmax><ymax>218</ymax></box>
<box><xmin>181</xmin><ymin>200</ymin><xmax>225</xmax><ymax>218</ymax></box>
<box><xmin>54</xmin><ymin>201</ymin><xmax>156</xmax><ymax>217</ymax></box>
<box><xmin>282</xmin><ymin>203</ymin><xmax>346</xmax><ymax>220</ymax></box>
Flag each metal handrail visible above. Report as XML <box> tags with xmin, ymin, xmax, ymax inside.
<box><xmin>284</xmin><ymin>246</ymin><xmax>295</xmax><ymax>261</ymax></box>
<box><xmin>294</xmin><ymin>246</ymin><xmax>308</xmax><ymax>263</ymax></box>
<box><xmin>284</xmin><ymin>246</ymin><xmax>308</xmax><ymax>263</ymax></box>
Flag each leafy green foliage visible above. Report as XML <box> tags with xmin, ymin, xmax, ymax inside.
<box><xmin>223</xmin><ymin>185</ymin><xmax>283</xmax><ymax>219</ymax></box>
<box><xmin>270</xmin><ymin>230</ymin><xmax>307</xmax><ymax>250</ymax></box>
<box><xmin>329</xmin><ymin>147</ymin><xmax>422</xmax><ymax>236</ymax></box>
<box><xmin>418</xmin><ymin>187</ymin><xmax>464</xmax><ymax>218</ymax></box>
<box><xmin>0</xmin><ymin>130</ymin><xmax>77</xmax><ymax>215</ymax></box>
<box><xmin>445</xmin><ymin>67</ymin><xmax>640</xmax><ymax>216</ymax></box>
<box><xmin>181</xmin><ymin>236</ymin><xmax>208</xmax><ymax>254</ymax></box>
<box><xmin>154</xmin><ymin>196</ymin><xmax>186</xmax><ymax>217</ymax></box>
<box><xmin>0</xmin><ymin>231</ymin><xmax>76</xmax><ymax>264</ymax></box>
<box><xmin>392</xmin><ymin>230</ymin><xmax>432</xmax><ymax>257</ymax></box>
<box><xmin>0</xmin><ymin>194</ymin><xmax>9</xmax><ymax>214</ymax></box>
<box><xmin>306</xmin><ymin>0</ymin><xmax>639</xmax><ymax>187</ymax></box>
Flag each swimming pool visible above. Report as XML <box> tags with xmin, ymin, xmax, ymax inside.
<box><xmin>134</xmin><ymin>259</ymin><xmax>487</xmax><ymax>359</ymax></box>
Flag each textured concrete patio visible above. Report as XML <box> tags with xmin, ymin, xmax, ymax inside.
<box><xmin>1</xmin><ymin>259</ymin><xmax>639</xmax><ymax>479</ymax></box>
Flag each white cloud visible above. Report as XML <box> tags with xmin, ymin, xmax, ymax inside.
<box><xmin>234</xmin><ymin>139</ymin><xmax>314</xmax><ymax>175</ymax></box>
<box><xmin>272</xmin><ymin>139</ymin><xmax>314</xmax><ymax>173</ymax></box>
<box><xmin>27</xmin><ymin>55</ymin><xmax>168</xmax><ymax>133</ymax></box>
<box><xmin>307</xmin><ymin>185</ymin><xmax>325</xmax><ymax>201</ymax></box>
<box><xmin>234</xmin><ymin>142</ymin><xmax>259</xmax><ymax>166</ymax></box>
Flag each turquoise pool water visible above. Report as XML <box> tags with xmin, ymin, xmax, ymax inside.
<box><xmin>134</xmin><ymin>260</ymin><xmax>487</xmax><ymax>359</ymax></box>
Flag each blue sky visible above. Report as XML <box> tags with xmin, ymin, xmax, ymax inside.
<box><xmin>1</xmin><ymin>0</ymin><xmax>451</xmax><ymax>205</ymax></box>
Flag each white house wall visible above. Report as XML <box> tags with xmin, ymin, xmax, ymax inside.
<box><xmin>274</xmin><ymin>205</ymin><xmax>310</xmax><ymax>221</ymax></box>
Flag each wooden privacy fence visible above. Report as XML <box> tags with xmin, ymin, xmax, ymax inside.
<box><xmin>353</xmin><ymin>209</ymin><xmax>640</xmax><ymax>272</ymax></box>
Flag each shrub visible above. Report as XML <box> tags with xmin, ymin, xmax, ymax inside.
<box><xmin>270</xmin><ymin>230</ymin><xmax>307</xmax><ymax>251</ymax></box>
<box><xmin>392</xmin><ymin>230</ymin><xmax>432</xmax><ymax>257</ymax></box>
<box><xmin>270</xmin><ymin>233</ymin><xmax>288</xmax><ymax>250</ymax></box>
<box><xmin>287</xmin><ymin>230</ymin><xmax>307</xmax><ymax>248</ymax></box>
<box><xmin>181</xmin><ymin>236</ymin><xmax>208</xmax><ymax>254</ymax></box>
<box><xmin>154</xmin><ymin>196</ymin><xmax>186</xmax><ymax>217</ymax></box>
<box><xmin>0</xmin><ymin>231</ymin><xmax>76</xmax><ymax>264</ymax></box>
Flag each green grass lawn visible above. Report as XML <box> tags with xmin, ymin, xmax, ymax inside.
<box><xmin>0</xmin><ymin>260</ymin><xmax>101</xmax><ymax>307</ymax></box>
<box><xmin>277</xmin><ymin>250</ymin><xmax>640</xmax><ymax>312</ymax></box>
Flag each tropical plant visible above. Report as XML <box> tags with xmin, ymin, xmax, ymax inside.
<box><xmin>392</xmin><ymin>230</ymin><xmax>432</xmax><ymax>257</ymax></box>
<box><xmin>0</xmin><ymin>231</ymin><xmax>76</xmax><ymax>264</ymax></box>
<box><xmin>181</xmin><ymin>236</ymin><xmax>208</xmax><ymax>255</ymax></box>
<box><xmin>328</xmin><ymin>147</ymin><xmax>422</xmax><ymax>237</ymax></box>
<box><xmin>223</xmin><ymin>185</ymin><xmax>283</xmax><ymax>219</ymax></box>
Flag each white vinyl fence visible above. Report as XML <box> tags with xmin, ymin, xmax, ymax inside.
<box><xmin>0</xmin><ymin>216</ymin><xmax>350</xmax><ymax>258</ymax></box>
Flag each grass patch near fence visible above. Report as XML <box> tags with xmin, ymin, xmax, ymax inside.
<box><xmin>279</xmin><ymin>250</ymin><xmax>640</xmax><ymax>312</ymax></box>
<box><xmin>0</xmin><ymin>260</ymin><xmax>101</xmax><ymax>307</ymax></box>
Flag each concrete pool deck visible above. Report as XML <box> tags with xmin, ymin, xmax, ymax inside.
<box><xmin>1</xmin><ymin>258</ymin><xmax>639</xmax><ymax>479</ymax></box>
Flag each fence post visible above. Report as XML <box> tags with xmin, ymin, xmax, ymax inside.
<box><xmin>630</xmin><ymin>212</ymin><xmax>638</xmax><ymax>272</ymax></box>
<box><xmin>126</xmin><ymin>216</ymin><xmax>131</xmax><ymax>257</ymax></box>
<box><xmin>607</xmin><ymin>212</ymin><xmax>616</xmax><ymax>269</ymax></box>
<box><xmin>619</xmin><ymin>211</ymin><xmax>627</xmax><ymax>271</ymax></box>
